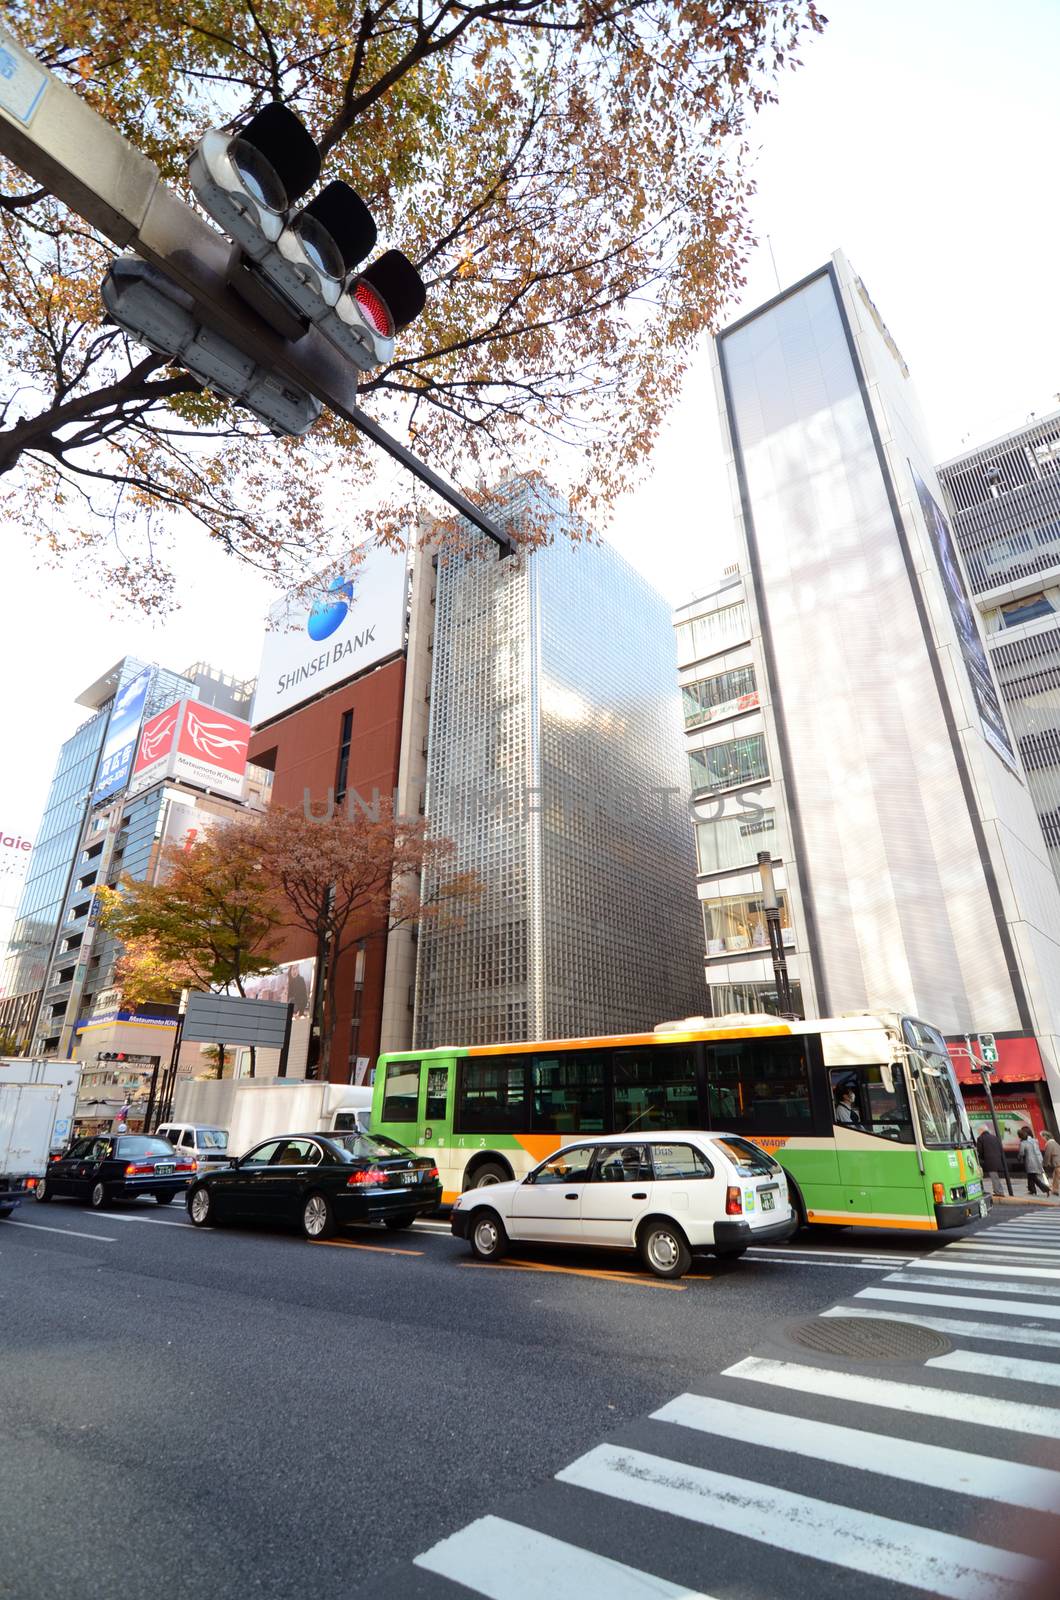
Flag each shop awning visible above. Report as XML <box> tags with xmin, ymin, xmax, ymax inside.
<box><xmin>946</xmin><ymin>1034</ymin><xmax>1045</xmax><ymax>1084</ymax></box>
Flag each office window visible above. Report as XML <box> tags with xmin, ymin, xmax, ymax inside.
<box><xmin>703</xmin><ymin>891</ymin><xmax>791</xmax><ymax>955</ymax></box>
<box><xmin>706</xmin><ymin>1037</ymin><xmax>811</xmax><ymax>1131</ymax></box>
<box><xmin>695</xmin><ymin>811</ymin><xmax>776</xmax><ymax>875</ymax></box>
<box><xmin>335</xmin><ymin>709</ymin><xmax>354</xmax><ymax>801</ymax></box>
<box><xmin>689</xmin><ymin>734</ymin><xmax>768</xmax><ymax>795</ymax></box>
<box><xmin>675</xmin><ymin>603</ymin><xmax>750</xmax><ymax>665</ymax></box>
<box><xmin>999</xmin><ymin>593</ymin><xmax>1054</xmax><ymax>628</ymax></box>
<box><xmin>682</xmin><ymin>665</ymin><xmax>757</xmax><ymax>727</ymax></box>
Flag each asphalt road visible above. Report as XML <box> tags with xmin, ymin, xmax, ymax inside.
<box><xmin>1</xmin><ymin>1200</ymin><xmax>1056</xmax><ymax>1600</ymax></box>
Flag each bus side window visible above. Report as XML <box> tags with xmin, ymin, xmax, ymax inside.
<box><xmin>382</xmin><ymin>1060</ymin><xmax>420</xmax><ymax>1122</ymax></box>
<box><xmin>425</xmin><ymin>1067</ymin><xmax>449</xmax><ymax>1121</ymax></box>
<box><xmin>708</xmin><ymin>1039</ymin><xmax>811</xmax><ymax>1131</ymax></box>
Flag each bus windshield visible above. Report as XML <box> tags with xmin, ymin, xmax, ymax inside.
<box><xmin>902</xmin><ymin>1017</ymin><xmax>972</xmax><ymax>1147</ymax></box>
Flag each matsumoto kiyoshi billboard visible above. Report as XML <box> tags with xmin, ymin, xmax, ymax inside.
<box><xmin>252</xmin><ymin>545</ymin><xmax>408</xmax><ymax>726</ymax></box>
<box><xmin>127</xmin><ymin>700</ymin><xmax>251</xmax><ymax>799</ymax></box>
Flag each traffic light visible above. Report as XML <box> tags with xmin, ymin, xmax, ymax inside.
<box><xmin>978</xmin><ymin>1032</ymin><xmax>999</xmax><ymax>1064</ymax></box>
<box><xmin>189</xmin><ymin>102</ymin><xmax>426</xmax><ymax>371</ymax></box>
<box><xmin>102</xmin><ymin>259</ymin><xmax>322</xmax><ymax>436</ymax></box>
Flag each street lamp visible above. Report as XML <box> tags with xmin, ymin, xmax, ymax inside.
<box><xmin>757</xmin><ymin>851</ymin><xmax>797</xmax><ymax>1018</ymax></box>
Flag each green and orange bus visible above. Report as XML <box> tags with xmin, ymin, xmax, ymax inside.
<box><xmin>372</xmin><ymin>1011</ymin><xmax>985</xmax><ymax>1233</ymax></box>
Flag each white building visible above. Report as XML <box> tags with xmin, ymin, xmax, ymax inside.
<box><xmin>688</xmin><ymin>250</ymin><xmax>1060</xmax><ymax>1128</ymax></box>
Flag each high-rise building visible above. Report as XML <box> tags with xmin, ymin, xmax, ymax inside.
<box><xmin>414</xmin><ymin>477</ymin><xmax>704</xmax><ymax>1047</ymax></box>
<box><xmin>1</xmin><ymin>658</ymin><xmax>256</xmax><ymax>1062</ymax></box>
<box><xmin>695</xmin><ymin>251</ymin><xmax>1060</xmax><ymax>1132</ymax></box>
<box><xmin>937</xmin><ymin>409</ymin><xmax>1060</xmax><ymax>884</ymax></box>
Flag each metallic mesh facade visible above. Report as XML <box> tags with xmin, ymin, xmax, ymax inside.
<box><xmin>414</xmin><ymin>480</ymin><xmax>704</xmax><ymax>1047</ymax></box>
<box><xmin>938</xmin><ymin>410</ymin><xmax>1060</xmax><ymax>880</ymax></box>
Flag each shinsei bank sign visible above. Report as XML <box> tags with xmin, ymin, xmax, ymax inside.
<box><xmin>252</xmin><ymin>545</ymin><xmax>408</xmax><ymax>726</ymax></box>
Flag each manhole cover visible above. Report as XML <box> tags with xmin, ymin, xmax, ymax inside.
<box><xmin>786</xmin><ymin>1317</ymin><xmax>952</xmax><ymax>1361</ymax></box>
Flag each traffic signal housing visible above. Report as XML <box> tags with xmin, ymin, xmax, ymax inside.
<box><xmin>978</xmin><ymin>1032</ymin><xmax>999</xmax><ymax>1064</ymax></box>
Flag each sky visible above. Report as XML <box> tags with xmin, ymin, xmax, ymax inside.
<box><xmin>1</xmin><ymin>0</ymin><xmax>1058</xmax><ymax>852</ymax></box>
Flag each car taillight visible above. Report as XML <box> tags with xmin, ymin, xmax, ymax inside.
<box><xmin>126</xmin><ymin>1163</ymin><xmax>155</xmax><ymax>1175</ymax></box>
<box><xmin>25</xmin><ymin>1175</ymin><xmax>38</xmax><ymax>1189</ymax></box>
<box><xmin>725</xmin><ymin>1186</ymin><xmax>743</xmax><ymax>1215</ymax></box>
<box><xmin>347</xmin><ymin>1169</ymin><xmax>387</xmax><ymax>1187</ymax></box>
<box><xmin>425</xmin><ymin>1166</ymin><xmax>439</xmax><ymax>1181</ymax></box>
<box><xmin>175</xmin><ymin>1162</ymin><xmax>195</xmax><ymax>1174</ymax></box>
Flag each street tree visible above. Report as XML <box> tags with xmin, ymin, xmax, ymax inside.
<box><xmin>250</xmin><ymin>799</ymin><xmax>478</xmax><ymax>1078</ymax></box>
<box><xmin>0</xmin><ymin>1</ymin><xmax>824</xmax><ymax>608</ymax></box>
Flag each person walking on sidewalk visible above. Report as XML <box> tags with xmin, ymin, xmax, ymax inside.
<box><xmin>1042</xmin><ymin>1130</ymin><xmax>1060</xmax><ymax>1198</ymax></box>
<box><xmin>976</xmin><ymin>1126</ymin><xmax>1006</xmax><ymax>1198</ymax></box>
<box><xmin>1018</xmin><ymin>1125</ymin><xmax>1050</xmax><ymax>1196</ymax></box>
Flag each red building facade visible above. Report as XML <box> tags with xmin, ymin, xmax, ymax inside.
<box><xmin>249</xmin><ymin>658</ymin><xmax>406</xmax><ymax>1083</ymax></box>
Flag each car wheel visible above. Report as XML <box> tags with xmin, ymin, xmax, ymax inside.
<box><xmin>34</xmin><ymin>1178</ymin><xmax>51</xmax><ymax>1203</ymax></box>
<box><xmin>469</xmin><ymin>1208</ymin><xmax>508</xmax><ymax>1262</ymax></box>
<box><xmin>188</xmin><ymin>1185</ymin><xmax>214</xmax><ymax>1227</ymax></box>
<box><xmin>302</xmin><ymin>1191</ymin><xmax>336</xmax><ymax>1240</ymax></box>
<box><xmin>467</xmin><ymin>1162</ymin><xmax>509</xmax><ymax>1189</ymax></box>
<box><xmin>0</xmin><ymin>1206</ymin><xmax>13</xmax><ymax>1220</ymax></box>
<box><xmin>383</xmin><ymin>1215</ymin><xmax>414</xmax><ymax>1231</ymax></box>
<box><xmin>155</xmin><ymin>1192</ymin><xmax>176</xmax><ymax>1206</ymax></box>
<box><xmin>639</xmin><ymin>1219</ymin><xmax>691</xmax><ymax>1279</ymax></box>
<box><xmin>89</xmin><ymin>1181</ymin><xmax>109</xmax><ymax>1211</ymax></box>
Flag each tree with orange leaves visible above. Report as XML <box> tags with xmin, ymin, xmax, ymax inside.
<box><xmin>0</xmin><ymin>2</ymin><xmax>825</xmax><ymax>608</ymax></box>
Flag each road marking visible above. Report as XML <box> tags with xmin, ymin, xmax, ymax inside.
<box><xmin>823</xmin><ymin>1305</ymin><xmax>1060</xmax><ymax>1350</ymax></box>
<box><xmin>725</xmin><ymin>1355</ymin><xmax>1060</xmax><ymax>1435</ymax></box>
<box><xmin>652</xmin><ymin>1391</ymin><xmax>1060</xmax><ymax>1510</ymax></box>
<box><xmin>943</xmin><ymin>1241</ymin><xmax>1060</xmax><ymax>1258</ymax></box>
<box><xmin>311</xmin><ymin>1239</ymin><xmax>423</xmax><ymax>1256</ymax></box>
<box><xmin>738</xmin><ymin>1259</ymin><xmax>909</xmax><ymax>1273</ymax></box>
<box><xmin>5</xmin><ymin>1219</ymin><xmax>116</xmax><ymax>1242</ymax></box>
<box><xmin>460</xmin><ymin>1259</ymin><xmax>689</xmax><ymax>1290</ymax></box>
<box><xmin>414</xmin><ymin>1515</ymin><xmax>719</xmax><ymax>1598</ymax></box>
<box><xmin>928</xmin><ymin>1349</ymin><xmax>1060</xmax><ymax>1388</ymax></box>
<box><xmin>747</xmin><ymin>1247</ymin><xmax>912</xmax><ymax>1264</ymax></box>
<box><xmin>907</xmin><ymin>1257</ymin><xmax>1060</xmax><ymax>1281</ymax></box>
<box><xmin>96</xmin><ymin>1210</ymin><xmax>194</xmax><ymax>1229</ymax></box>
<box><xmin>555</xmin><ymin>1444</ymin><xmax>1038</xmax><ymax>1600</ymax></box>
<box><xmin>856</xmin><ymin>1286</ymin><xmax>1060</xmax><ymax>1321</ymax></box>
<box><xmin>883</xmin><ymin>1271</ymin><xmax>1060</xmax><ymax>1299</ymax></box>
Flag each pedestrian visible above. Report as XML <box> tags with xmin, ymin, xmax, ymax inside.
<box><xmin>1040</xmin><ymin>1129</ymin><xmax>1060</xmax><ymax>1199</ymax></box>
<box><xmin>976</xmin><ymin>1125</ymin><xmax>1006</xmax><ymax>1198</ymax></box>
<box><xmin>1018</xmin><ymin>1125</ymin><xmax>1049</xmax><ymax>1197</ymax></box>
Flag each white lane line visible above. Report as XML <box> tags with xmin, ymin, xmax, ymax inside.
<box><xmin>652</xmin><ymin>1391</ymin><xmax>1060</xmax><ymax>1511</ymax></box>
<box><xmin>928</xmin><ymin>1350</ymin><xmax>1060</xmax><ymax>1389</ymax></box>
<box><xmin>895</xmin><ymin>1257</ymin><xmax>1060</xmax><ymax>1282</ymax></box>
<box><xmin>97</xmin><ymin>1211</ymin><xmax>194</xmax><ymax>1230</ymax></box>
<box><xmin>942</xmin><ymin>1242</ymin><xmax>1060</xmax><ymax>1258</ymax></box>
<box><xmin>822</xmin><ymin>1306</ymin><xmax>1060</xmax><ymax>1350</ymax></box>
<box><xmin>742</xmin><ymin>1259</ymin><xmax>909</xmax><ymax>1273</ymax></box>
<box><xmin>857</xmin><ymin>1286</ymin><xmax>1060</xmax><ymax>1321</ymax></box>
<box><xmin>414</xmin><ymin>1515</ymin><xmax>718</xmax><ymax>1599</ymax></box>
<box><xmin>883</xmin><ymin>1272</ymin><xmax>1060</xmax><ymax>1299</ymax></box>
<box><xmin>725</xmin><ymin>1355</ymin><xmax>1060</xmax><ymax>1435</ymax></box>
<box><xmin>555</xmin><ymin>1443</ymin><xmax>1038</xmax><ymax>1600</ymax></box>
<box><xmin>747</xmin><ymin>1247</ymin><xmax>912</xmax><ymax>1264</ymax></box>
<box><xmin>6</xmin><ymin>1219</ymin><xmax>116</xmax><ymax>1242</ymax></box>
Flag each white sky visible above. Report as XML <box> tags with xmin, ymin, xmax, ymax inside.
<box><xmin>2</xmin><ymin>0</ymin><xmax>1058</xmax><ymax>847</ymax></box>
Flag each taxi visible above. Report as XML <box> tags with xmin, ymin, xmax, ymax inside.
<box><xmin>450</xmin><ymin>1130</ymin><xmax>797</xmax><ymax>1278</ymax></box>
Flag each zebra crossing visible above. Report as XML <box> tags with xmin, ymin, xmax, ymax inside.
<box><xmin>371</xmin><ymin>1211</ymin><xmax>1060</xmax><ymax>1599</ymax></box>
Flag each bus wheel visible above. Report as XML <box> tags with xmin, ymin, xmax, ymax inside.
<box><xmin>469</xmin><ymin>1209</ymin><xmax>508</xmax><ymax>1262</ymax></box>
<box><xmin>467</xmin><ymin>1162</ymin><xmax>509</xmax><ymax>1189</ymax></box>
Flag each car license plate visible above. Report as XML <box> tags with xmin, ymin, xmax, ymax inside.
<box><xmin>760</xmin><ymin>1190</ymin><xmax>775</xmax><ymax>1211</ymax></box>
<box><xmin>967</xmin><ymin>1181</ymin><xmax>982</xmax><ymax>1198</ymax></box>
<box><xmin>154</xmin><ymin>1164</ymin><xmax>173</xmax><ymax>1176</ymax></box>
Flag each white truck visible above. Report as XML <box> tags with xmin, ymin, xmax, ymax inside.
<box><xmin>0</xmin><ymin>1072</ymin><xmax>78</xmax><ymax>1218</ymax></box>
<box><xmin>169</xmin><ymin>1077</ymin><xmax>374</xmax><ymax>1158</ymax></box>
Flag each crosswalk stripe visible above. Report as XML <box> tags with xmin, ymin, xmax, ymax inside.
<box><xmin>413</xmin><ymin>1515</ymin><xmax>718</xmax><ymax>1598</ymax></box>
<box><xmin>943</xmin><ymin>1242</ymin><xmax>1060</xmax><ymax>1258</ymax></box>
<box><xmin>927</xmin><ymin>1349</ymin><xmax>1060</xmax><ymax>1389</ymax></box>
<box><xmin>724</xmin><ymin>1355</ymin><xmax>1060</xmax><ymax>1433</ymax></box>
<box><xmin>822</xmin><ymin>1305</ymin><xmax>1060</xmax><ymax>1349</ymax></box>
<box><xmin>555</xmin><ymin>1443</ymin><xmax>1039</xmax><ymax>1600</ymax></box>
<box><xmin>651</xmin><ymin>1391</ymin><xmax>1060</xmax><ymax>1510</ymax></box>
<box><xmin>856</xmin><ymin>1285</ymin><xmax>1060</xmax><ymax>1321</ymax></box>
<box><xmin>910</xmin><ymin>1258</ymin><xmax>1060</xmax><ymax>1281</ymax></box>
<box><xmin>882</xmin><ymin>1271</ymin><xmax>1060</xmax><ymax>1299</ymax></box>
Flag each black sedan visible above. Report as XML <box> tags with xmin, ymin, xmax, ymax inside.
<box><xmin>35</xmin><ymin>1134</ymin><xmax>197</xmax><ymax>1209</ymax></box>
<box><xmin>185</xmin><ymin>1132</ymin><xmax>441</xmax><ymax>1239</ymax></box>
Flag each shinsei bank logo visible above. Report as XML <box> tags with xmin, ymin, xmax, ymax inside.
<box><xmin>274</xmin><ymin>575</ymin><xmax>377</xmax><ymax>699</ymax></box>
<box><xmin>307</xmin><ymin>574</ymin><xmax>356</xmax><ymax>641</ymax></box>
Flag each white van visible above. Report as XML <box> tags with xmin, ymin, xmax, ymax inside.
<box><xmin>155</xmin><ymin>1123</ymin><xmax>232</xmax><ymax>1169</ymax></box>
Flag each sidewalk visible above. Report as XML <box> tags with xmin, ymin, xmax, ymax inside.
<box><xmin>989</xmin><ymin>1193</ymin><xmax>1060</xmax><ymax>1205</ymax></box>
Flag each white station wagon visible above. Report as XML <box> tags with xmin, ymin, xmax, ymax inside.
<box><xmin>450</xmin><ymin>1130</ymin><xmax>797</xmax><ymax>1279</ymax></box>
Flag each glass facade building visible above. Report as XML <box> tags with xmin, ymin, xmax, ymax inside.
<box><xmin>414</xmin><ymin>478</ymin><xmax>705</xmax><ymax>1047</ymax></box>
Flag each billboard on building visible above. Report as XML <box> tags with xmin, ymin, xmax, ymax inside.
<box><xmin>92</xmin><ymin>666</ymin><xmax>151</xmax><ymax>804</ymax></box>
<box><xmin>128</xmin><ymin>701</ymin><xmax>250</xmax><ymax>800</ymax></box>
<box><xmin>252</xmin><ymin>545</ymin><xmax>408</xmax><ymax>728</ymax></box>
<box><xmin>910</xmin><ymin>463</ymin><xmax>1018</xmax><ymax>770</ymax></box>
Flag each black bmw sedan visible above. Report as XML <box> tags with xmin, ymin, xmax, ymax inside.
<box><xmin>185</xmin><ymin>1132</ymin><xmax>441</xmax><ymax>1239</ymax></box>
<box><xmin>35</xmin><ymin>1134</ymin><xmax>196</xmax><ymax>1209</ymax></box>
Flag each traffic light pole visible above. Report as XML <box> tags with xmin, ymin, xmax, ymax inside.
<box><xmin>0</xmin><ymin>26</ymin><xmax>515</xmax><ymax>555</ymax></box>
<box><xmin>964</xmin><ymin>1034</ymin><xmax>1014</xmax><ymax>1197</ymax></box>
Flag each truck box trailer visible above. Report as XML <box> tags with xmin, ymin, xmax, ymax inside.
<box><xmin>170</xmin><ymin>1077</ymin><xmax>373</xmax><ymax>1157</ymax></box>
<box><xmin>0</xmin><ymin>1079</ymin><xmax>77</xmax><ymax>1217</ymax></box>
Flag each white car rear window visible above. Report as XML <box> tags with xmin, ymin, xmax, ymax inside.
<box><xmin>711</xmin><ymin>1136</ymin><xmax>779</xmax><ymax>1176</ymax></box>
